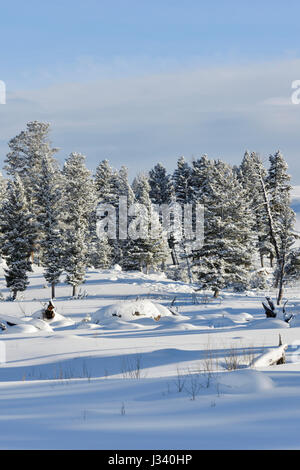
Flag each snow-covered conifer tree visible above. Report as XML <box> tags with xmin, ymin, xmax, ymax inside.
<box><xmin>4</xmin><ymin>121</ymin><xmax>58</xmax><ymax>262</ymax></box>
<box><xmin>94</xmin><ymin>159</ymin><xmax>116</xmax><ymax>205</ymax></box>
<box><xmin>192</xmin><ymin>161</ymin><xmax>255</xmax><ymax>296</ymax></box>
<box><xmin>123</xmin><ymin>174</ymin><xmax>169</xmax><ymax>272</ymax></box>
<box><xmin>239</xmin><ymin>151</ymin><xmax>272</xmax><ymax>267</ymax></box>
<box><xmin>267</xmin><ymin>151</ymin><xmax>293</xmax><ymax>231</ymax></box>
<box><xmin>265</xmin><ymin>151</ymin><xmax>297</xmax><ymax>302</ymax></box>
<box><xmin>36</xmin><ymin>157</ymin><xmax>64</xmax><ymax>298</ymax></box>
<box><xmin>94</xmin><ymin>161</ymin><xmax>134</xmax><ymax>265</ymax></box>
<box><xmin>62</xmin><ymin>152</ymin><xmax>96</xmax><ymax>296</ymax></box>
<box><xmin>0</xmin><ymin>176</ymin><xmax>34</xmax><ymax>299</ymax></box>
<box><xmin>90</xmin><ymin>235</ymin><xmax>113</xmax><ymax>269</ymax></box>
<box><xmin>274</xmin><ymin>204</ymin><xmax>297</xmax><ymax>304</ymax></box>
<box><xmin>0</xmin><ymin>171</ymin><xmax>6</xmax><ymax>205</ymax></box>
<box><xmin>172</xmin><ymin>156</ymin><xmax>193</xmax><ymax>204</ymax></box>
<box><xmin>149</xmin><ymin>163</ymin><xmax>174</xmax><ymax>205</ymax></box>
<box><xmin>172</xmin><ymin>157</ymin><xmax>200</xmax><ymax>280</ymax></box>
<box><xmin>191</xmin><ymin>154</ymin><xmax>212</xmax><ymax>203</ymax></box>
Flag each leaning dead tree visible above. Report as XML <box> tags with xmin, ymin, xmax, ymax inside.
<box><xmin>256</xmin><ymin>164</ymin><xmax>294</xmax><ymax>305</ymax></box>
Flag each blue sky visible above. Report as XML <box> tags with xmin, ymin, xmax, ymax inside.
<box><xmin>1</xmin><ymin>0</ymin><xmax>300</xmax><ymax>180</ymax></box>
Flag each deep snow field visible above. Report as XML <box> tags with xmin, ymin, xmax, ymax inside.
<box><xmin>1</xmin><ymin>264</ymin><xmax>300</xmax><ymax>450</ymax></box>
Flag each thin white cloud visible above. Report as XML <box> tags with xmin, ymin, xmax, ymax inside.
<box><xmin>1</xmin><ymin>57</ymin><xmax>300</xmax><ymax>180</ymax></box>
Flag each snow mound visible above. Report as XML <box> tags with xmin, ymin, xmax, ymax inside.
<box><xmin>113</xmin><ymin>264</ymin><xmax>122</xmax><ymax>272</ymax></box>
<box><xmin>0</xmin><ymin>315</ymin><xmax>53</xmax><ymax>333</ymax></box>
<box><xmin>91</xmin><ymin>299</ymin><xmax>173</xmax><ymax>324</ymax></box>
<box><xmin>209</xmin><ymin>315</ymin><xmax>236</xmax><ymax>328</ymax></box>
<box><xmin>288</xmin><ymin>315</ymin><xmax>300</xmax><ymax>327</ymax></box>
<box><xmin>22</xmin><ymin>318</ymin><xmax>53</xmax><ymax>332</ymax></box>
<box><xmin>247</xmin><ymin>318</ymin><xmax>290</xmax><ymax>329</ymax></box>
<box><xmin>169</xmin><ymin>322</ymin><xmax>197</xmax><ymax>330</ymax></box>
<box><xmin>101</xmin><ymin>320</ymin><xmax>144</xmax><ymax>330</ymax></box>
<box><xmin>2</xmin><ymin>324</ymin><xmax>39</xmax><ymax>335</ymax></box>
<box><xmin>218</xmin><ymin>369</ymin><xmax>274</xmax><ymax>394</ymax></box>
<box><xmin>75</xmin><ymin>321</ymin><xmax>102</xmax><ymax>330</ymax></box>
<box><xmin>32</xmin><ymin>309</ymin><xmax>74</xmax><ymax>328</ymax></box>
<box><xmin>154</xmin><ymin>316</ymin><xmax>197</xmax><ymax>330</ymax></box>
<box><xmin>194</xmin><ymin>314</ymin><xmax>206</xmax><ymax>320</ymax></box>
<box><xmin>232</xmin><ymin>312</ymin><xmax>254</xmax><ymax>322</ymax></box>
<box><xmin>252</xmin><ymin>345</ymin><xmax>288</xmax><ymax>368</ymax></box>
<box><xmin>0</xmin><ymin>315</ymin><xmax>27</xmax><ymax>326</ymax></box>
<box><xmin>50</xmin><ymin>318</ymin><xmax>75</xmax><ymax>328</ymax></box>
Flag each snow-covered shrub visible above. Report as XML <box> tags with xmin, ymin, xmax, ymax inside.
<box><xmin>165</xmin><ymin>265</ymin><xmax>190</xmax><ymax>283</ymax></box>
<box><xmin>250</xmin><ymin>269</ymin><xmax>269</xmax><ymax>290</ymax></box>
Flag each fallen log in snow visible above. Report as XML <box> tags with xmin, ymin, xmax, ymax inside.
<box><xmin>251</xmin><ymin>344</ymin><xmax>288</xmax><ymax>368</ymax></box>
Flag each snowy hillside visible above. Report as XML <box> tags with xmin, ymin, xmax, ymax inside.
<box><xmin>1</xmin><ymin>265</ymin><xmax>300</xmax><ymax>449</ymax></box>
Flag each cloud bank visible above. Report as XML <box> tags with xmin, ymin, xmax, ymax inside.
<box><xmin>1</xmin><ymin>58</ymin><xmax>300</xmax><ymax>181</ymax></box>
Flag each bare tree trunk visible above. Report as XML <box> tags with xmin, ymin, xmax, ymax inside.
<box><xmin>258</xmin><ymin>174</ymin><xmax>280</xmax><ymax>260</ymax></box>
<box><xmin>276</xmin><ymin>254</ymin><xmax>286</xmax><ymax>305</ymax></box>
<box><xmin>277</xmin><ymin>282</ymin><xmax>284</xmax><ymax>306</ymax></box>
<box><xmin>182</xmin><ymin>238</ymin><xmax>192</xmax><ymax>284</ymax></box>
<box><xmin>260</xmin><ymin>252</ymin><xmax>264</xmax><ymax>268</ymax></box>
<box><xmin>213</xmin><ymin>289</ymin><xmax>220</xmax><ymax>298</ymax></box>
<box><xmin>51</xmin><ymin>282</ymin><xmax>55</xmax><ymax>299</ymax></box>
<box><xmin>171</xmin><ymin>249</ymin><xmax>178</xmax><ymax>265</ymax></box>
<box><xmin>258</xmin><ymin>171</ymin><xmax>286</xmax><ymax>306</ymax></box>
<box><xmin>72</xmin><ymin>285</ymin><xmax>77</xmax><ymax>297</ymax></box>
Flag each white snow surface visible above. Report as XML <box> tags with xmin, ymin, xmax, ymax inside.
<box><xmin>252</xmin><ymin>344</ymin><xmax>288</xmax><ymax>368</ymax></box>
<box><xmin>1</xmin><ymin>266</ymin><xmax>300</xmax><ymax>449</ymax></box>
<box><xmin>92</xmin><ymin>299</ymin><xmax>173</xmax><ymax>323</ymax></box>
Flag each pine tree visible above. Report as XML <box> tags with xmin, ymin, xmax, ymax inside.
<box><xmin>113</xmin><ymin>166</ymin><xmax>135</xmax><ymax>265</ymax></box>
<box><xmin>36</xmin><ymin>157</ymin><xmax>64</xmax><ymax>298</ymax></box>
<box><xmin>63</xmin><ymin>226</ymin><xmax>88</xmax><ymax>296</ymax></box>
<box><xmin>123</xmin><ymin>174</ymin><xmax>169</xmax><ymax>272</ymax></box>
<box><xmin>90</xmin><ymin>235</ymin><xmax>113</xmax><ymax>269</ymax></box>
<box><xmin>267</xmin><ymin>151</ymin><xmax>292</xmax><ymax>230</ymax></box>
<box><xmin>239</xmin><ymin>151</ymin><xmax>272</xmax><ymax>267</ymax></box>
<box><xmin>192</xmin><ymin>161</ymin><xmax>255</xmax><ymax>296</ymax></box>
<box><xmin>191</xmin><ymin>154</ymin><xmax>212</xmax><ymax>202</ymax></box>
<box><xmin>0</xmin><ymin>171</ymin><xmax>6</xmax><ymax>205</ymax></box>
<box><xmin>284</xmin><ymin>248</ymin><xmax>300</xmax><ymax>284</ymax></box>
<box><xmin>94</xmin><ymin>159</ymin><xmax>116</xmax><ymax>205</ymax></box>
<box><xmin>94</xmin><ymin>161</ymin><xmax>134</xmax><ymax>266</ymax></box>
<box><xmin>266</xmin><ymin>151</ymin><xmax>297</xmax><ymax>302</ymax></box>
<box><xmin>172</xmin><ymin>157</ymin><xmax>198</xmax><ymax>280</ymax></box>
<box><xmin>4</xmin><ymin>121</ymin><xmax>58</xmax><ymax>262</ymax></box>
<box><xmin>62</xmin><ymin>152</ymin><xmax>96</xmax><ymax>296</ymax></box>
<box><xmin>0</xmin><ymin>176</ymin><xmax>34</xmax><ymax>299</ymax></box>
<box><xmin>149</xmin><ymin>163</ymin><xmax>174</xmax><ymax>205</ymax></box>
<box><xmin>172</xmin><ymin>156</ymin><xmax>193</xmax><ymax>204</ymax></box>
<box><xmin>274</xmin><ymin>204</ymin><xmax>297</xmax><ymax>304</ymax></box>
<box><xmin>118</xmin><ymin>166</ymin><xmax>135</xmax><ymax>205</ymax></box>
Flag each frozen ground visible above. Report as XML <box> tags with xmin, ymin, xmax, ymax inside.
<box><xmin>1</xmin><ymin>265</ymin><xmax>300</xmax><ymax>449</ymax></box>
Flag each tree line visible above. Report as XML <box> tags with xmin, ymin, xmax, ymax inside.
<box><xmin>0</xmin><ymin>121</ymin><xmax>298</xmax><ymax>304</ymax></box>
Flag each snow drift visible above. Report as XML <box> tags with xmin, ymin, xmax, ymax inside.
<box><xmin>91</xmin><ymin>299</ymin><xmax>174</xmax><ymax>324</ymax></box>
<box><xmin>218</xmin><ymin>369</ymin><xmax>274</xmax><ymax>394</ymax></box>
